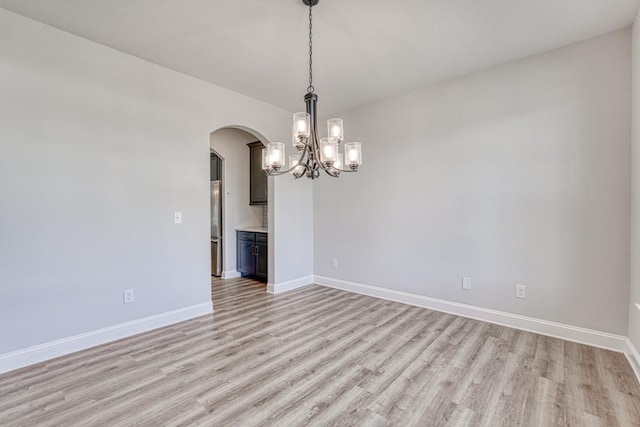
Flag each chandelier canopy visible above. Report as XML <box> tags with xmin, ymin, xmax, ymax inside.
<box><xmin>261</xmin><ymin>0</ymin><xmax>363</xmax><ymax>180</ymax></box>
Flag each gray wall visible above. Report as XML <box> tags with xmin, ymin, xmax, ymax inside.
<box><xmin>631</xmin><ymin>12</ymin><xmax>640</xmax><ymax>352</ymax></box>
<box><xmin>0</xmin><ymin>8</ymin><xmax>313</xmax><ymax>354</ymax></box>
<box><xmin>314</xmin><ymin>29</ymin><xmax>632</xmax><ymax>335</ymax></box>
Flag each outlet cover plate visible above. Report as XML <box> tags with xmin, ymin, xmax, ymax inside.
<box><xmin>123</xmin><ymin>289</ymin><xmax>135</xmax><ymax>304</ymax></box>
<box><xmin>462</xmin><ymin>277</ymin><xmax>471</xmax><ymax>290</ymax></box>
<box><xmin>515</xmin><ymin>284</ymin><xmax>526</xmax><ymax>299</ymax></box>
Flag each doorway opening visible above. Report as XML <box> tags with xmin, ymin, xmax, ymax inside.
<box><xmin>209</xmin><ymin>127</ymin><xmax>271</xmax><ymax>289</ymax></box>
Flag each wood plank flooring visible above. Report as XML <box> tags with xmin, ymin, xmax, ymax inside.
<box><xmin>1</xmin><ymin>277</ymin><xmax>639</xmax><ymax>426</ymax></box>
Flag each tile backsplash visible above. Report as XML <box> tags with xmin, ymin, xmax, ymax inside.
<box><xmin>261</xmin><ymin>205</ymin><xmax>268</xmax><ymax>228</ymax></box>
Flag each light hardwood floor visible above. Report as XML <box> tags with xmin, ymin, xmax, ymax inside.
<box><xmin>1</xmin><ymin>277</ymin><xmax>639</xmax><ymax>426</ymax></box>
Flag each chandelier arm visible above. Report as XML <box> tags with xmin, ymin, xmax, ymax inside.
<box><xmin>265</xmin><ymin>168</ymin><xmax>293</xmax><ymax>176</ymax></box>
<box><xmin>311</xmin><ymin>129</ymin><xmax>331</xmax><ymax>173</ymax></box>
<box><xmin>313</xmin><ymin>133</ymin><xmax>340</xmax><ymax>175</ymax></box>
<box><xmin>265</xmin><ymin>145</ymin><xmax>310</xmax><ymax>176</ymax></box>
<box><xmin>305</xmin><ymin>94</ymin><xmax>342</xmax><ymax>176</ymax></box>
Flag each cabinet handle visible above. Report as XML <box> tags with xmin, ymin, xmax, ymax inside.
<box><xmin>254</xmin><ymin>245</ymin><xmax>258</xmax><ymax>256</ymax></box>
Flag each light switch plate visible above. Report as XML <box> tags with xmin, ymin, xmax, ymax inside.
<box><xmin>462</xmin><ymin>277</ymin><xmax>471</xmax><ymax>290</ymax></box>
<box><xmin>174</xmin><ymin>212</ymin><xmax>182</xmax><ymax>224</ymax></box>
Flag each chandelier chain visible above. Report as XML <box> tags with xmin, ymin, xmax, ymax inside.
<box><xmin>307</xmin><ymin>1</ymin><xmax>314</xmax><ymax>94</ymax></box>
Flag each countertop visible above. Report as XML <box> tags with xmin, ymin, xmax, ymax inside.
<box><xmin>235</xmin><ymin>226</ymin><xmax>268</xmax><ymax>234</ymax></box>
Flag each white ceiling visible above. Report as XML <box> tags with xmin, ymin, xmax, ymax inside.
<box><xmin>1</xmin><ymin>0</ymin><xmax>639</xmax><ymax>114</ymax></box>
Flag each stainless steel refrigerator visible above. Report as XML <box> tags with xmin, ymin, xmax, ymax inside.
<box><xmin>211</xmin><ymin>180</ymin><xmax>222</xmax><ymax>276</ymax></box>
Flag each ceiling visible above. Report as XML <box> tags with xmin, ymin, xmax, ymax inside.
<box><xmin>1</xmin><ymin>0</ymin><xmax>639</xmax><ymax>114</ymax></box>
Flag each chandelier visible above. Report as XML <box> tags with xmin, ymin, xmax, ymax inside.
<box><xmin>262</xmin><ymin>0</ymin><xmax>362</xmax><ymax>180</ymax></box>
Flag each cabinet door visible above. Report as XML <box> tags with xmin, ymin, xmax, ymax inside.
<box><xmin>237</xmin><ymin>238</ymin><xmax>255</xmax><ymax>276</ymax></box>
<box><xmin>248</xmin><ymin>142</ymin><xmax>267</xmax><ymax>205</ymax></box>
<box><xmin>255</xmin><ymin>240</ymin><xmax>268</xmax><ymax>280</ymax></box>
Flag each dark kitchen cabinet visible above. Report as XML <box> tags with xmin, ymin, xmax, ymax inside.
<box><xmin>237</xmin><ymin>236</ymin><xmax>255</xmax><ymax>277</ymax></box>
<box><xmin>237</xmin><ymin>231</ymin><xmax>268</xmax><ymax>281</ymax></box>
<box><xmin>248</xmin><ymin>142</ymin><xmax>267</xmax><ymax>205</ymax></box>
<box><xmin>255</xmin><ymin>234</ymin><xmax>268</xmax><ymax>279</ymax></box>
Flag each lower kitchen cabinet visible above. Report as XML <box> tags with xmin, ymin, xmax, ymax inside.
<box><xmin>237</xmin><ymin>231</ymin><xmax>268</xmax><ymax>281</ymax></box>
<box><xmin>255</xmin><ymin>234</ymin><xmax>268</xmax><ymax>279</ymax></box>
<box><xmin>237</xmin><ymin>236</ymin><xmax>255</xmax><ymax>277</ymax></box>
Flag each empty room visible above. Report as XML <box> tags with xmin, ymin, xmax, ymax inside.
<box><xmin>1</xmin><ymin>0</ymin><xmax>640</xmax><ymax>425</ymax></box>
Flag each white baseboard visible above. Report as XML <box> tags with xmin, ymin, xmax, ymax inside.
<box><xmin>267</xmin><ymin>275</ymin><xmax>313</xmax><ymax>295</ymax></box>
<box><xmin>0</xmin><ymin>301</ymin><xmax>213</xmax><ymax>375</ymax></box>
<box><xmin>313</xmin><ymin>275</ymin><xmax>627</xmax><ymax>353</ymax></box>
<box><xmin>222</xmin><ymin>270</ymin><xmax>241</xmax><ymax>279</ymax></box>
<box><xmin>625</xmin><ymin>338</ymin><xmax>640</xmax><ymax>383</ymax></box>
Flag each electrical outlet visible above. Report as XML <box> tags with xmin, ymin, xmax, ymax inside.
<box><xmin>331</xmin><ymin>259</ymin><xmax>338</xmax><ymax>269</ymax></box>
<box><xmin>123</xmin><ymin>289</ymin><xmax>135</xmax><ymax>304</ymax></box>
<box><xmin>515</xmin><ymin>284</ymin><xmax>526</xmax><ymax>299</ymax></box>
<box><xmin>462</xmin><ymin>277</ymin><xmax>471</xmax><ymax>290</ymax></box>
<box><xmin>173</xmin><ymin>212</ymin><xmax>182</xmax><ymax>224</ymax></box>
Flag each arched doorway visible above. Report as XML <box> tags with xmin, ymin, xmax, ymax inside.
<box><xmin>209</xmin><ymin>126</ymin><xmax>271</xmax><ymax>285</ymax></box>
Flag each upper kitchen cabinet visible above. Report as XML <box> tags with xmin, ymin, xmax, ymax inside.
<box><xmin>248</xmin><ymin>142</ymin><xmax>267</xmax><ymax>205</ymax></box>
